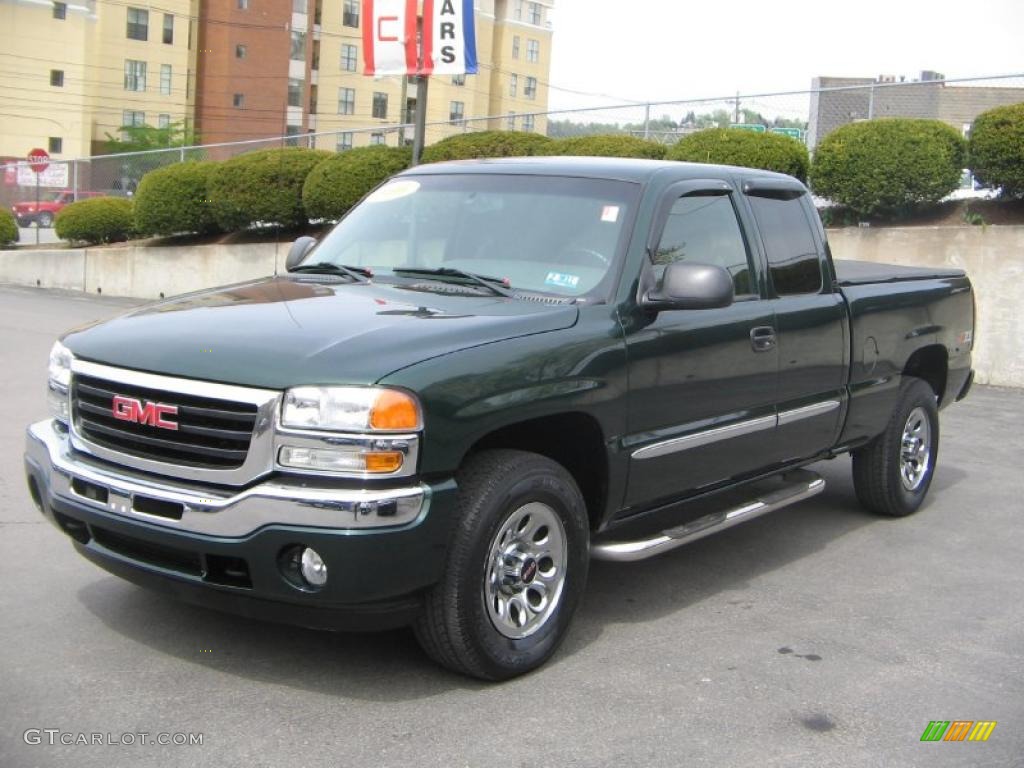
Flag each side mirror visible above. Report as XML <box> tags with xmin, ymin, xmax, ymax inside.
<box><xmin>643</xmin><ymin>262</ymin><xmax>734</xmax><ymax>311</ymax></box>
<box><xmin>285</xmin><ymin>236</ymin><xmax>318</xmax><ymax>272</ymax></box>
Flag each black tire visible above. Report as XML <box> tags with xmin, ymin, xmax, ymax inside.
<box><xmin>852</xmin><ymin>377</ymin><xmax>940</xmax><ymax>517</ymax></box>
<box><xmin>414</xmin><ymin>449</ymin><xmax>589</xmax><ymax>680</ymax></box>
<box><xmin>37</xmin><ymin>212</ymin><xmax>54</xmax><ymax>228</ymax></box>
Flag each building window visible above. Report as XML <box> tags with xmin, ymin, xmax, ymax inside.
<box><xmin>509</xmin><ymin>73</ymin><xmax>517</xmax><ymax>97</ymax></box>
<box><xmin>372</xmin><ymin>91</ymin><xmax>388</xmax><ymax>119</ymax></box>
<box><xmin>50</xmin><ymin>70</ymin><xmax>64</xmax><ymax>87</ymax></box>
<box><xmin>159</xmin><ymin>64</ymin><xmax>172</xmax><ymax>95</ymax></box>
<box><xmin>288</xmin><ymin>78</ymin><xmax>303</xmax><ymax>108</ymax></box>
<box><xmin>285</xmin><ymin>125</ymin><xmax>301</xmax><ymax>147</ymax></box>
<box><xmin>341</xmin><ymin>43</ymin><xmax>358</xmax><ymax>72</ymax></box>
<box><xmin>48</xmin><ymin>137</ymin><xmax>62</xmax><ymax>154</ymax></box>
<box><xmin>524</xmin><ymin>76</ymin><xmax>537</xmax><ymax>99</ymax></box>
<box><xmin>235</xmin><ymin>44</ymin><xmax>247</xmax><ymax>58</ymax></box>
<box><xmin>452</xmin><ymin>73</ymin><xmax>465</xmax><ymax>86</ymax></box>
<box><xmin>343</xmin><ymin>0</ymin><xmax>359</xmax><ymax>27</ymax></box>
<box><xmin>126</xmin><ymin>8</ymin><xmax>148</xmax><ymax>41</ymax></box>
<box><xmin>528</xmin><ymin>2</ymin><xmax>541</xmax><ymax>25</ymax></box>
<box><xmin>338</xmin><ymin>87</ymin><xmax>355</xmax><ymax>115</ymax></box>
<box><xmin>370</xmin><ymin>132</ymin><xmax>385</xmax><ymax>146</ymax></box>
<box><xmin>233</xmin><ymin>93</ymin><xmax>245</xmax><ymax>108</ymax></box>
<box><xmin>337</xmin><ymin>132</ymin><xmax>353</xmax><ymax>151</ymax></box>
<box><xmin>527</xmin><ymin>39</ymin><xmax>539</xmax><ymax>63</ymax></box>
<box><xmin>293</xmin><ymin>0</ymin><xmax>307</xmax><ymax>12</ymax></box>
<box><xmin>162</xmin><ymin>14</ymin><xmax>173</xmax><ymax>44</ymax></box>
<box><xmin>52</xmin><ymin>2</ymin><xmax>66</xmax><ymax>20</ymax></box>
<box><xmin>124</xmin><ymin>60</ymin><xmax>147</xmax><ymax>92</ymax></box>
<box><xmin>512</xmin><ymin>36</ymin><xmax>520</xmax><ymax>59</ymax></box>
<box><xmin>449</xmin><ymin>101</ymin><xmax>464</xmax><ymax>122</ymax></box>
<box><xmin>513</xmin><ymin>0</ymin><xmax>523</xmax><ymax>20</ymax></box>
<box><xmin>523</xmin><ymin>114</ymin><xmax>535</xmax><ymax>132</ymax></box>
<box><xmin>291</xmin><ymin>31</ymin><xmax>306</xmax><ymax>61</ymax></box>
<box><xmin>506</xmin><ymin>112</ymin><xmax>516</xmax><ymax>130</ymax></box>
<box><xmin>238</xmin><ymin>0</ymin><xmax>248</xmax><ymax>8</ymax></box>
<box><xmin>122</xmin><ymin>110</ymin><xmax>146</xmax><ymax>128</ymax></box>
<box><xmin>158</xmin><ymin>114</ymin><xmax>171</xmax><ymax>128</ymax></box>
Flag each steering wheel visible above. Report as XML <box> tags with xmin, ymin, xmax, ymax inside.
<box><xmin>560</xmin><ymin>246</ymin><xmax>610</xmax><ymax>268</ymax></box>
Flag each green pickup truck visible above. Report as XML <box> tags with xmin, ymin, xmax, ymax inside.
<box><xmin>25</xmin><ymin>158</ymin><xmax>975</xmax><ymax>680</ymax></box>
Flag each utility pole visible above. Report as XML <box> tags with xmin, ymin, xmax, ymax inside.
<box><xmin>733</xmin><ymin>90</ymin><xmax>740</xmax><ymax>124</ymax></box>
<box><xmin>643</xmin><ymin>104</ymin><xmax>651</xmax><ymax>140</ymax></box>
<box><xmin>411</xmin><ymin>76</ymin><xmax>430</xmax><ymax>165</ymax></box>
<box><xmin>398</xmin><ymin>75</ymin><xmax>409</xmax><ymax>146</ymax></box>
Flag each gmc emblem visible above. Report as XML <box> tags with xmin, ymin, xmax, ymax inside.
<box><xmin>111</xmin><ymin>395</ymin><xmax>179</xmax><ymax>431</ymax></box>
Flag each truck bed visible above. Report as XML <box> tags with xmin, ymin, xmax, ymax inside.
<box><xmin>834</xmin><ymin>259</ymin><xmax>966</xmax><ymax>286</ymax></box>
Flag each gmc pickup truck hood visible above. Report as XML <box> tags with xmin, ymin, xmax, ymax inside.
<box><xmin>62</xmin><ymin>277</ymin><xmax>579</xmax><ymax>389</ymax></box>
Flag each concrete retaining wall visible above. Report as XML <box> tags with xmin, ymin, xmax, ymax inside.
<box><xmin>2</xmin><ymin>225</ymin><xmax>1022</xmax><ymax>386</ymax></box>
<box><xmin>827</xmin><ymin>225</ymin><xmax>1024</xmax><ymax>388</ymax></box>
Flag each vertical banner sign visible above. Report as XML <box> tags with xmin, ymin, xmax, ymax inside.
<box><xmin>421</xmin><ymin>0</ymin><xmax>478</xmax><ymax>75</ymax></box>
<box><xmin>362</xmin><ymin>0</ymin><xmax>417</xmax><ymax>76</ymax></box>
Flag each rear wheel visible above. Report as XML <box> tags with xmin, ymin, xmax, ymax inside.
<box><xmin>852</xmin><ymin>377</ymin><xmax>939</xmax><ymax>517</ymax></box>
<box><xmin>414</xmin><ymin>449</ymin><xmax>589</xmax><ymax>680</ymax></box>
<box><xmin>37</xmin><ymin>212</ymin><xmax>54</xmax><ymax>228</ymax></box>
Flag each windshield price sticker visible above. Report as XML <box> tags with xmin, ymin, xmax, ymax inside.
<box><xmin>601</xmin><ymin>205</ymin><xmax>620</xmax><ymax>223</ymax></box>
<box><xmin>545</xmin><ymin>272</ymin><xmax>580</xmax><ymax>289</ymax></box>
<box><xmin>366</xmin><ymin>180</ymin><xmax>421</xmax><ymax>204</ymax></box>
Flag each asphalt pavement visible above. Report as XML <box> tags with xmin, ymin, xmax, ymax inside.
<box><xmin>0</xmin><ymin>285</ymin><xmax>1021</xmax><ymax>768</ymax></box>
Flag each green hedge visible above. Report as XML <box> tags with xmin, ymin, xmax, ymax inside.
<box><xmin>0</xmin><ymin>208</ymin><xmax>16</xmax><ymax>245</ymax></box>
<box><xmin>133</xmin><ymin>160</ymin><xmax>221</xmax><ymax>236</ymax></box>
<box><xmin>54</xmin><ymin>197</ymin><xmax>134</xmax><ymax>245</ymax></box>
<box><xmin>969</xmin><ymin>102</ymin><xmax>1024</xmax><ymax>197</ymax></box>
<box><xmin>544</xmin><ymin>134</ymin><xmax>668</xmax><ymax>159</ymax></box>
<box><xmin>809</xmin><ymin>118</ymin><xmax>965</xmax><ymax>217</ymax></box>
<box><xmin>668</xmin><ymin>128</ymin><xmax>810</xmax><ymax>182</ymax></box>
<box><xmin>303</xmin><ymin>146</ymin><xmax>412</xmax><ymax>221</ymax></box>
<box><xmin>208</xmin><ymin>147</ymin><xmax>331</xmax><ymax>230</ymax></box>
<box><xmin>421</xmin><ymin>130</ymin><xmax>553</xmax><ymax>163</ymax></box>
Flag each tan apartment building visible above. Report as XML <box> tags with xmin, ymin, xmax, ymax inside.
<box><xmin>0</xmin><ymin>0</ymin><xmax>199</xmax><ymax>162</ymax></box>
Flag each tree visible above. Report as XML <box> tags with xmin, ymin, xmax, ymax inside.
<box><xmin>103</xmin><ymin>122</ymin><xmax>197</xmax><ymax>155</ymax></box>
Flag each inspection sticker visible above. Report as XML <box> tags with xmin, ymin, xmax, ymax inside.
<box><xmin>601</xmin><ymin>205</ymin><xmax>620</xmax><ymax>223</ymax></box>
<box><xmin>545</xmin><ymin>272</ymin><xmax>580</xmax><ymax>289</ymax></box>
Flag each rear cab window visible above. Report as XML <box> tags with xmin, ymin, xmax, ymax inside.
<box><xmin>745</xmin><ymin>191</ymin><xmax>823</xmax><ymax>296</ymax></box>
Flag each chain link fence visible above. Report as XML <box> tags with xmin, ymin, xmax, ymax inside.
<box><xmin>3</xmin><ymin>73</ymin><xmax>1022</xmax><ymax>235</ymax></box>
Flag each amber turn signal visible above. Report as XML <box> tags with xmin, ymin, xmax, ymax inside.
<box><xmin>369</xmin><ymin>390</ymin><xmax>422</xmax><ymax>431</ymax></box>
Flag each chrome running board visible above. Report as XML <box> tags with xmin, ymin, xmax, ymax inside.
<box><xmin>591</xmin><ymin>470</ymin><xmax>825</xmax><ymax>562</ymax></box>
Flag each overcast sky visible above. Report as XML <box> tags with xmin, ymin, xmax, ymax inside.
<box><xmin>546</xmin><ymin>0</ymin><xmax>1024</xmax><ymax>116</ymax></box>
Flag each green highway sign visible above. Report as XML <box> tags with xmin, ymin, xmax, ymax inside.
<box><xmin>771</xmin><ymin>127</ymin><xmax>804</xmax><ymax>139</ymax></box>
<box><xmin>730</xmin><ymin>123</ymin><xmax>766</xmax><ymax>133</ymax></box>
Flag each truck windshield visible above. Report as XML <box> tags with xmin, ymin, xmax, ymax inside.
<box><xmin>308</xmin><ymin>174</ymin><xmax>640</xmax><ymax>298</ymax></box>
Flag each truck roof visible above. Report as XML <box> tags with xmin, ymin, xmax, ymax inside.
<box><xmin>399</xmin><ymin>155</ymin><xmax>800</xmax><ymax>185</ymax></box>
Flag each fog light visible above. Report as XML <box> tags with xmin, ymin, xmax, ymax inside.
<box><xmin>278</xmin><ymin>445</ymin><xmax>403</xmax><ymax>474</ymax></box>
<box><xmin>300</xmin><ymin>547</ymin><xmax>328</xmax><ymax>587</ymax></box>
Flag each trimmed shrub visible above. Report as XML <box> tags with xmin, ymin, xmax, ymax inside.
<box><xmin>133</xmin><ymin>160</ymin><xmax>221</xmax><ymax>236</ymax></box>
<box><xmin>969</xmin><ymin>102</ymin><xmax>1024</xmax><ymax>197</ymax></box>
<box><xmin>544</xmin><ymin>134</ymin><xmax>668</xmax><ymax>159</ymax></box>
<box><xmin>208</xmin><ymin>147</ymin><xmax>331</xmax><ymax>231</ymax></box>
<box><xmin>421</xmin><ymin>130</ymin><xmax>553</xmax><ymax>163</ymax></box>
<box><xmin>54</xmin><ymin>197</ymin><xmax>134</xmax><ymax>245</ymax></box>
<box><xmin>303</xmin><ymin>146</ymin><xmax>412</xmax><ymax>221</ymax></box>
<box><xmin>668</xmin><ymin>128</ymin><xmax>810</xmax><ymax>182</ymax></box>
<box><xmin>0</xmin><ymin>208</ymin><xmax>16</xmax><ymax>246</ymax></box>
<box><xmin>809</xmin><ymin>119</ymin><xmax>965</xmax><ymax>218</ymax></box>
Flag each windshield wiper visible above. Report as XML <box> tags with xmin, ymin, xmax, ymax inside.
<box><xmin>392</xmin><ymin>267</ymin><xmax>515</xmax><ymax>298</ymax></box>
<box><xmin>290</xmin><ymin>262</ymin><xmax>371</xmax><ymax>283</ymax></box>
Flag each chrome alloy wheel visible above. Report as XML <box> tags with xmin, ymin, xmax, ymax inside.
<box><xmin>899</xmin><ymin>406</ymin><xmax>932</xmax><ymax>491</ymax></box>
<box><xmin>484</xmin><ymin>502</ymin><xmax>568</xmax><ymax>640</ymax></box>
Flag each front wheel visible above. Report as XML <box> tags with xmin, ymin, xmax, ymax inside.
<box><xmin>852</xmin><ymin>377</ymin><xmax>940</xmax><ymax>517</ymax></box>
<box><xmin>414</xmin><ymin>450</ymin><xmax>589</xmax><ymax>680</ymax></box>
<box><xmin>37</xmin><ymin>212</ymin><xmax>54</xmax><ymax>228</ymax></box>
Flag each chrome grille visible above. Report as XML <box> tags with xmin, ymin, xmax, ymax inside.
<box><xmin>72</xmin><ymin>374</ymin><xmax>257</xmax><ymax>469</ymax></box>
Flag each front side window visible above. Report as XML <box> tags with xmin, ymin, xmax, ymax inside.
<box><xmin>747</xmin><ymin>194</ymin><xmax>822</xmax><ymax>295</ymax></box>
<box><xmin>654</xmin><ymin>194</ymin><xmax>755</xmax><ymax>296</ymax></box>
<box><xmin>338</xmin><ymin>87</ymin><xmax>355</xmax><ymax>115</ymax></box>
<box><xmin>124</xmin><ymin>59</ymin><xmax>146</xmax><ymax>91</ymax></box>
<box><xmin>308</xmin><ymin>174</ymin><xmax>641</xmax><ymax>300</ymax></box>
<box><xmin>341</xmin><ymin>43</ymin><xmax>358</xmax><ymax>71</ymax></box>
<box><xmin>126</xmin><ymin>8</ymin><xmax>148</xmax><ymax>40</ymax></box>
<box><xmin>372</xmin><ymin>92</ymin><xmax>388</xmax><ymax>119</ymax></box>
<box><xmin>343</xmin><ymin>0</ymin><xmax>359</xmax><ymax>27</ymax></box>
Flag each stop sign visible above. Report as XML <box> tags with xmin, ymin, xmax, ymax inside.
<box><xmin>27</xmin><ymin>148</ymin><xmax>49</xmax><ymax>174</ymax></box>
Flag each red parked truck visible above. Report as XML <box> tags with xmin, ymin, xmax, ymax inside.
<box><xmin>11</xmin><ymin>190</ymin><xmax>102</xmax><ymax>228</ymax></box>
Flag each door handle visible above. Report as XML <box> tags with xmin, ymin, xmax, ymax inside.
<box><xmin>750</xmin><ymin>326</ymin><xmax>777</xmax><ymax>352</ymax></box>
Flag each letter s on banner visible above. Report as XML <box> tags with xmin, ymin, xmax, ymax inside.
<box><xmin>362</xmin><ymin>0</ymin><xmax>418</xmax><ymax>76</ymax></box>
<box><xmin>420</xmin><ymin>0</ymin><xmax>478</xmax><ymax>75</ymax></box>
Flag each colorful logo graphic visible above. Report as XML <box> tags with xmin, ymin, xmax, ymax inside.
<box><xmin>920</xmin><ymin>721</ymin><xmax>997</xmax><ymax>742</ymax></box>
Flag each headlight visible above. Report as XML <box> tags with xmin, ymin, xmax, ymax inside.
<box><xmin>47</xmin><ymin>341</ymin><xmax>73</xmax><ymax>424</ymax></box>
<box><xmin>280</xmin><ymin>387</ymin><xmax>422</xmax><ymax>432</ymax></box>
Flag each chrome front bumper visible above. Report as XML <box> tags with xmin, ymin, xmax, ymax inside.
<box><xmin>25</xmin><ymin>419</ymin><xmax>429</xmax><ymax>537</ymax></box>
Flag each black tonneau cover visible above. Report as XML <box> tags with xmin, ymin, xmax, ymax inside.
<box><xmin>834</xmin><ymin>259</ymin><xmax>966</xmax><ymax>286</ymax></box>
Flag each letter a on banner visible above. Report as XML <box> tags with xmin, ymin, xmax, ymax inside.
<box><xmin>362</xmin><ymin>0</ymin><xmax>418</xmax><ymax>76</ymax></box>
<box><xmin>421</xmin><ymin>0</ymin><xmax>478</xmax><ymax>75</ymax></box>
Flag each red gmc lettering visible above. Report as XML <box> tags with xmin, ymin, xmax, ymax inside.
<box><xmin>377</xmin><ymin>16</ymin><xmax>399</xmax><ymax>42</ymax></box>
<box><xmin>111</xmin><ymin>395</ymin><xmax>179</xmax><ymax>430</ymax></box>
